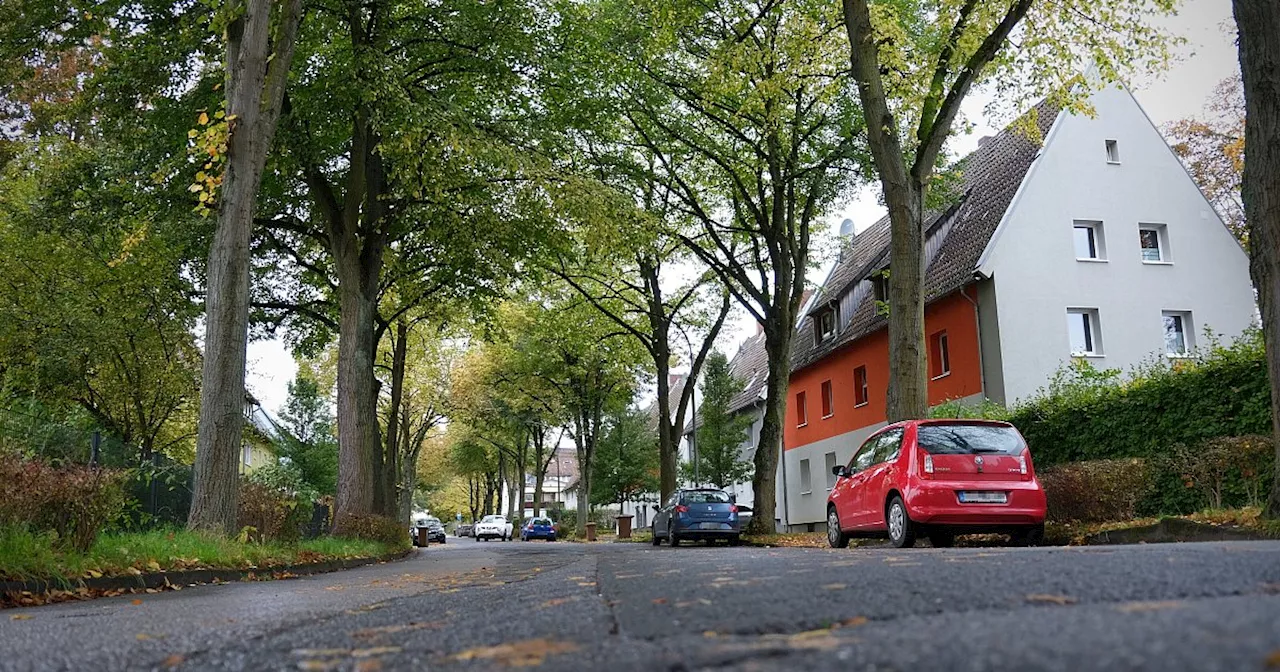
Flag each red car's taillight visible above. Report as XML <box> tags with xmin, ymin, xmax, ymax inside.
<box><xmin>1018</xmin><ymin>454</ymin><xmax>1028</xmax><ymax>475</ymax></box>
<box><xmin>675</xmin><ymin>505</ymin><xmax>689</xmax><ymax>513</ymax></box>
<box><xmin>922</xmin><ymin>453</ymin><xmax>934</xmax><ymax>478</ymax></box>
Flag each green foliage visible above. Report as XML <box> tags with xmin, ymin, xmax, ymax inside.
<box><xmin>590</xmin><ymin>406</ymin><xmax>660</xmax><ymax>507</ymax></box>
<box><xmin>0</xmin><ymin>453</ymin><xmax>127</xmax><ymax>552</ymax></box>
<box><xmin>683</xmin><ymin>352</ymin><xmax>754</xmax><ymax>489</ymax></box>
<box><xmin>237</xmin><ymin>477</ymin><xmax>310</xmax><ymax>543</ymax></box>
<box><xmin>274</xmin><ymin>376</ymin><xmax>339</xmax><ymax>496</ymax></box>
<box><xmin>1039</xmin><ymin>459</ymin><xmax>1149</xmax><ymax>523</ymax></box>
<box><xmin>1005</xmin><ymin>330</ymin><xmax>1271</xmax><ymax>467</ymax></box>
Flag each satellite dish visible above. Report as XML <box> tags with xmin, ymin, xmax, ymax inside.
<box><xmin>838</xmin><ymin>218</ymin><xmax>855</xmax><ymax>237</ymax></box>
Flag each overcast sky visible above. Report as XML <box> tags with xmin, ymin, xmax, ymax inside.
<box><xmin>245</xmin><ymin>0</ymin><xmax>1240</xmax><ymax>416</ymax></box>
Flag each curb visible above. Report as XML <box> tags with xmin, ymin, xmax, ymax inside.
<box><xmin>1</xmin><ymin>549</ymin><xmax>413</xmax><ymax>599</ymax></box>
<box><xmin>1083</xmin><ymin>518</ymin><xmax>1271</xmax><ymax>545</ymax></box>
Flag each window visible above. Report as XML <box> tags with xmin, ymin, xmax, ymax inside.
<box><xmin>795</xmin><ymin>391</ymin><xmax>808</xmax><ymax>427</ymax></box>
<box><xmin>821</xmin><ymin>380</ymin><xmax>834</xmax><ymax>418</ymax></box>
<box><xmin>929</xmin><ymin>331</ymin><xmax>951</xmax><ymax>379</ymax></box>
<box><xmin>815</xmin><ymin>307</ymin><xmax>837</xmax><ymax>343</ymax></box>
<box><xmin>1067</xmin><ymin>308</ymin><xmax>1102</xmax><ymax>356</ymax></box>
<box><xmin>871</xmin><ymin>428</ymin><xmax>904</xmax><ymax>464</ymax></box>
<box><xmin>682</xmin><ymin>490</ymin><xmax>732</xmax><ymax>504</ymax></box>
<box><xmin>799</xmin><ymin>459</ymin><xmax>812</xmax><ymax>494</ymax></box>
<box><xmin>872</xmin><ymin>268</ymin><xmax>890</xmax><ymax>302</ymax></box>
<box><xmin>1105</xmin><ymin>139</ymin><xmax>1120</xmax><ymax>164</ymax></box>
<box><xmin>1139</xmin><ymin>224</ymin><xmax>1169</xmax><ymax>263</ymax></box>
<box><xmin>849</xmin><ymin>435</ymin><xmax>879</xmax><ymax>472</ymax></box>
<box><xmin>1163</xmin><ymin>311</ymin><xmax>1193</xmax><ymax>357</ymax></box>
<box><xmin>1073</xmin><ymin>220</ymin><xmax>1106</xmax><ymax>261</ymax></box>
<box><xmin>853</xmin><ymin>366</ymin><xmax>868</xmax><ymax>407</ymax></box>
<box><xmin>917</xmin><ymin>424</ymin><xmax>1025</xmax><ymax>455</ymax></box>
<box><xmin>242</xmin><ymin>444</ymin><xmax>251</xmax><ymax>467</ymax></box>
<box><xmin>824</xmin><ymin>452</ymin><xmax>838</xmax><ymax>490</ymax></box>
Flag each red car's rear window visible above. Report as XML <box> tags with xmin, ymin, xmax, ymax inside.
<box><xmin>916</xmin><ymin>424</ymin><xmax>1025</xmax><ymax>455</ymax></box>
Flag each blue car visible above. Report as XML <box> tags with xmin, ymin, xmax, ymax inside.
<box><xmin>651</xmin><ymin>488</ymin><xmax>741</xmax><ymax>547</ymax></box>
<box><xmin>520</xmin><ymin>517</ymin><xmax>557</xmax><ymax>541</ymax></box>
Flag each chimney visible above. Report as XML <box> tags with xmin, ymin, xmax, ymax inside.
<box><xmin>977</xmin><ymin>135</ymin><xmax>993</xmax><ymax>148</ymax></box>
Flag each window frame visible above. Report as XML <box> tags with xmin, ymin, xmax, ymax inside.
<box><xmin>1162</xmin><ymin>310</ymin><xmax>1193</xmax><ymax>358</ymax></box>
<box><xmin>930</xmin><ymin>330</ymin><xmax>951</xmax><ymax>380</ymax></box>
<box><xmin>824</xmin><ymin>452</ymin><xmax>838</xmax><ymax>490</ymax></box>
<box><xmin>1067</xmin><ymin>308</ymin><xmax>1103</xmax><ymax>357</ymax></box>
<box><xmin>1105</xmin><ymin>139</ymin><xmax>1120</xmax><ymax>164</ymax></box>
<box><xmin>820</xmin><ymin>380</ymin><xmax>834</xmax><ymax>418</ymax></box>
<box><xmin>795</xmin><ymin>391</ymin><xmax>808</xmax><ymax>427</ymax></box>
<box><xmin>815</xmin><ymin>307</ymin><xmax>837</xmax><ymax>343</ymax></box>
<box><xmin>853</xmin><ymin>366</ymin><xmax>869</xmax><ymax>407</ymax></box>
<box><xmin>1073</xmin><ymin>220</ymin><xmax>1106</xmax><ymax>262</ymax></box>
<box><xmin>871</xmin><ymin>428</ymin><xmax>905</xmax><ymax>465</ymax></box>
<box><xmin>1139</xmin><ymin>224</ymin><xmax>1171</xmax><ymax>264</ymax></box>
<box><xmin>799</xmin><ymin>458</ymin><xmax>812</xmax><ymax>495</ymax></box>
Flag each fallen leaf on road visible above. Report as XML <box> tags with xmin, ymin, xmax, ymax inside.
<box><xmin>821</xmin><ymin>583</ymin><xmax>847</xmax><ymax>591</ymax></box>
<box><xmin>614</xmin><ymin>573</ymin><xmax>643</xmax><ymax>579</ymax></box>
<box><xmin>131</xmin><ymin>599</ymin><xmax>143</xmax><ymax>606</ymax></box>
<box><xmin>325</xmin><ymin>585</ymin><xmax>345</xmax><ymax>591</ymax></box>
<box><xmin>652</xmin><ymin>598</ymin><xmax>668</xmax><ymax>604</ymax></box>
<box><xmin>136</xmin><ymin>633</ymin><xmax>162</xmax><ymax>641</ymax></box>
<box><xmin>576</xmin><ymin>582</ymin><xmax>595</xmax><ymax>587</ymax></box>
<box><xmin>1025</xmin><ymin>594</ymin><xmax>1077</xmax><ymax>606</ymax></box>
<box><xmin>834</xmin><ymin>616</ymin><xmax>868</xmax><ymax>629</ymax></box>
<box><xmin>355</xmin><ymin>659</ymin><xmax>383</xmax><ymax>672</ymax></box>
<box><xmin>1116</xmin><ymin>601</ymin><xmax>1183</xmax><ymax>613</ymax></box>
<box><xmin>712</xmin><ymin>577</ymin><xmax>734</xmax><ymax>583</ymax></box>
<box><xmin>703</xmin><ymin>631</ymin><xmax>718</xmax><ymax>638</ymax></box>
<box><xmin>9</xmin><ymin>615</ymin><xmax>32</xmax><ymax>621</ymax></box>
<box><xmin>160</xmin><ymin>654</ymin><xmax>184</xmax><ymax>668</ymax></box>
<box><xmin>540</xmin><ymin>597</ymin><xmax>577</xmax><ymax>608</ymax></box>
<box><xmin>568</xmin><ymin>576</ymin><xmax>586</xmax><ymax>580</ymax></box>
<box><xmin>353</xmin><ymin>622</ymin><xmax>444</xmax><ymax>639</ymax></box>
<box><xmin>450</xmin><ymin>639</ymin><xmax>578</xmax><ymax>667</ymax></box>
<box><xmin>351</xmin><ymin>647</ymin><xmax>401</xmax><ymax>658</ymax></box>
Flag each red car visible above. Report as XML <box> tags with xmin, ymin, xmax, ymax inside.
<box><xmin>826</xmin><ymin>419</ymin><xmax>1046</xmax><ymax>549</ymax></box>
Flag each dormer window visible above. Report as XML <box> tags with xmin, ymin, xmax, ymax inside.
<box><xmin>872</xmin><ymin>268</ymin><xmax>890</xmax><ymax>302</ymax></box>
<box><xmin>814</xmin><ymin>306</ymin><xmax>837</xmax><ymax>344</ymax></box>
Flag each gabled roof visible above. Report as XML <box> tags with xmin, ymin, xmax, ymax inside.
<box><xmin>683</xmin><ymin>331</ymin><xmax>770</xmax><ymax>436</ymax></box>
<box><xmin>791</xmin><ymin>99</ymin><xmax>1061</xmax><ymax>373</ymax></box>
<box><xmin>644</xmin><ymin>374</ymin><xmax>688</xmax><ymax>432</ymax></box>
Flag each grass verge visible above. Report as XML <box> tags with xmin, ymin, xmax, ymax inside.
<box><xmin>0</xmin><ymin>526</ymin><xmax>400</xmax><ymax>584</ymax></box>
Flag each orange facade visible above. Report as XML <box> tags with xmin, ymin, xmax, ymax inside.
<box><xmin>784</xmin><ymin>288</ymin><xmax>984</xmax><ymax>451</ymax></box>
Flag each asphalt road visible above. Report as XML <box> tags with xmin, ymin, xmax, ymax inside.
<box><xmin>4</xmin><ymin>538</ymin><xmax>1280</xmax><ymax>671</ymax></box>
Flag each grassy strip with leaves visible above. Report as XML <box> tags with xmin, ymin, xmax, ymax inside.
<box><xmin>0</xmin><ymin>526</ymin><xmax>397</xmax><ymax>584</ymax></box>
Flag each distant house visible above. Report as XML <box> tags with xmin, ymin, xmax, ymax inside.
<box><xmin>240</xmin><ymin>393</ymin><xmax>283</xmax><ymax>474</ymax></box>
<box><xmin>777</xmin><ymin>85</ymin><xmax>1255</xmax><ymax>530</ymax></box>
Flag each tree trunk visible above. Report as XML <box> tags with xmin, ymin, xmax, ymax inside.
<box><xmin>885</xmin><ymin>183</ymin><xmax>928</xmax><ymax>420</ymax></box>
<box><xmin>745</xmin><ymin>324</ymin><xmax>792</xmax><ymax>534</ymax></box>
<box><xmin>654</xmin><ymin>355</ymin><xmax>679</xmax><ymax>502</ymax></box>
<box><xmin>188</xmin><ymin>0</ymin><xmax>301</xmax><ymax>535</ymax></box>
<box><xmin>1234</xmin><ymin>0</ymin><xmax>1280</xmax><ymax>518</ymax></box>
<box><xmin>333</xmin><ymin>260</ymin><xmax>382</xmax><ymax>528</ymax></box>
<box><xmin>384</xmin><ymin>321</ymin><xmax>408</xmax><ymax>517</ymax></box>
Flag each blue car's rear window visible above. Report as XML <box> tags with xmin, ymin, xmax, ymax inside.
<box><xmin>681</xmin><ymin>491</ymin><xmax>731</xmax><ymax>504</ymax></box>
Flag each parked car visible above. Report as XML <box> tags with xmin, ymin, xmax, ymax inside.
<box><xmin>826</xmin><ymin>419</ymin><xmax>1047</xmax><ymax>549</ymax></box>
<box><xmin>651</xmin><ymin>488</ymin><xmax>742</xmax><ymax>547</ymax></box>
<box><xmin>520</xmin><ymin>517</ymin><xmax>557</xmax><ymax>542</ymax></box>
<box><xmin>410</xmin><ymin>515</ymin><xmax>447</xmax><ymax>546</ymax></box>
<box><xmin>456</xmin><ymin>523</ymin><xmax>474</xmax><ymax>538</ymax></box>
<box><xmin>474</xmin><ymin>514</ymin><xmax>513</xmax><ymax>541</ymax></box>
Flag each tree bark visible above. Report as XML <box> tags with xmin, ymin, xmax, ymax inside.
<box><xmin>1234</xmin><ymin>0</ymin><xmax>1280</xmax><ymax>518</ymax></box>
<box><xmin>885</xmin><ymin>184</ymin><xmax>928</xmax><ymax>421</ymax></box>
<box><xmin>188</xmin><ymin>0</ymin><xmax>301</xmax><ymax>535</ymax></box>
<box><xmin>384</xmin><ymin>321</ymin><xmax>408</xmax><ymax>517</ymax></box>
<box><xmin>745</xmin><ymin>320</ymin><xmax>792</xmax><ymax>534</ymax></box>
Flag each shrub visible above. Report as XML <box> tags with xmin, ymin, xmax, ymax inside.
<box><xmin>237</xmin><ymin>478</ymin><xmax>309</xmax><ymax>543</ymax></box>
<box><xmin>332</xmin><ymin>513</ymin><xmax>409</xmax><ymax>550</ymax></box>
<box><xmin>1006</xmin><ymin>329</ymin><xmax>1271</xmax><ymax>467</ymax></box>
<box><xmin>1039</xmin><ymin>459</ymin><xmax>1149</xmax><ymax>523</ymax></box>
<box><xmin>1146</xmin><ymin>435</ymin><xmax>1274</xmax><ymax>515</ymax></box>
<box><xmin>0</xmin><ymin>453</ymin><xmax>126</xmax><ymax>552</ymax></box>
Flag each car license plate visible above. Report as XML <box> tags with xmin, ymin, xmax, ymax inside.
<box><xmin>958</xmin><ymin>491</ymin><xmax>1007</xmax><ymax>504</ymax></box>
<box><xmin>700</xmin><ymin>522</ymin><xmax>727</xmax><ymax>530</ymax></box>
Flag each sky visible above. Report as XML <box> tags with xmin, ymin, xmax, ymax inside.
<box><xmin>244</xmin><ymin>0</ymin><xmax>1240</xmax><ymax>416</ymax></box>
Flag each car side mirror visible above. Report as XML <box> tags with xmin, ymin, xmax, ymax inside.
<box><xmin>652</xmin><ymin>504</ymin><xmax>660</xmax><ymax>512</ymax></box>
<box><xmin>832</xmin><ymin>465</ymin><xmax>849</xmax><ymax>478</ymax></box>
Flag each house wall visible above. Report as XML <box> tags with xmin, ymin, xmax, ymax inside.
<box><xmin>979</xmin><ymin>85</ymin><xmax>1256</xmax><ymax>403</ymax></box>
<box><xmin>780</xmin><ymin>291</ymin><xmax>984</xmax><ymax>527</ymax></box>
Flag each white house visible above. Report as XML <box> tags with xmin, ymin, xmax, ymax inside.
<box><xmin>768</xmin><ymin>84</ymin><xmax>1256</xmax><ymax>530</ymax></box>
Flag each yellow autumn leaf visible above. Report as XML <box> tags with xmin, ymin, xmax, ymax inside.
<box><xmin>195</xmin><ymin>171</ymin><xmax>207</xmax><ymax>182</ymax></box>
<box><xmin>189</xmin><ymin>183</ymin><xmax>203</xmax><ymax>192</ymax></box>
<box><xmin>198</xmin><ymin>112</ymin><xmax>209</xmax><ymax>125</ymax></box>
<box><xmin>187</xmin><ymin>129</ymin><xmax>198</xmax><ymax>139</ymax></box>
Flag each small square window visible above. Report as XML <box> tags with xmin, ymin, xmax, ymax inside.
<box><xmin>815</xmin><ymin>307</ymin><xmax>837</xmax><ymax>343</ymax></box>
<box><xmin>795</xmin><ymin>391</ymin><xmax>808</xmax><ymax>427</ymax></box>
<box><xmin>799</xmin><ymin>459</ymin><xmax>812</xmax><ymax>495</ymax></box>
<box><xmin>1139</xmin><ymin>224</ymin><xmax>1169</xmax><ymax>263</ymax></box>
<box><xmin>853</xmin><ymin>366</ymin><xmax>868</xmax><ymax>407</ymax></box>
<box><xmin>1067</xmin><ymin>308</ymin><xmax>1102</xmax><ymax>356</ymax></box>
<box><xmin>1073</xmin><ymin>220</ymin><xmax>1106</xmax><ymax>261</ymax></box>
<box><xmin>824</xmin><ymin>452</ymin><xmax>838</xmax><ymax>490</ymax></box>
<box><xmin>242</xmin><ymin>444</ymin><xmax>252</xmax><ymax>467</ymax></box>
<box><xmin>1163</xmin><ymin>311</ymin><xmax>1194</xmax><ymax>357</ymax></box>
<box><xmin>821</xmin><ymin>380</ymin><xmax>834</xmax><ymax>418</ymax></box>
<box><xmin>1105</xmin><ymin>139</ymin><xmax>1120</xmax><ymax>164</ymax></box>
<box><xmin>872</xmin><ymin>268</ymin><xmax>890</xmax><ymax>302</ymax></box>
<box><xmin>929</xmin><ymin>331</ymin><xmax>951</xmax><ymax>379</ymax></box>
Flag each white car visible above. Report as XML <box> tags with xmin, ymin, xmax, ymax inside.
<box><xmin>474</xmin><ymin>514</ymin><xmax>513</xmax><ymax>541</ymax></box>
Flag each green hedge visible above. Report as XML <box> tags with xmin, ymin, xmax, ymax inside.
<box><xmin>1004</xmin><ymin>329</ymin><xmax>1271</xmax><ymax>466</ymax></box>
